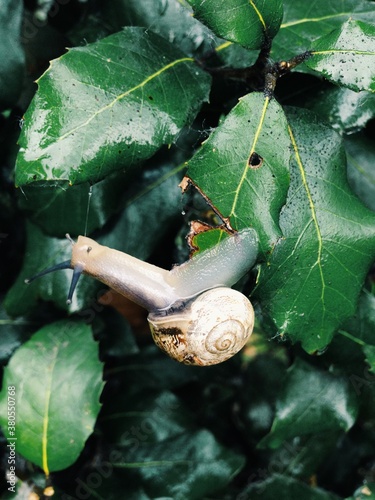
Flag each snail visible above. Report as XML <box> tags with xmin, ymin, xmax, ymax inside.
<box><xmin>26</xmin><ymin>228</ymin><xmax>258</xmax><ymax>366</ymax></box>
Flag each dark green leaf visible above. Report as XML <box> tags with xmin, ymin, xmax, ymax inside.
<box><xmin>346</xmin><ymin>133</ymin><xmax>375</xmax><ymax>212</ymax></box>
<box><xmin>0</xmin><ymin>320</ymin><xmax>103</xmax><ymax>472</ymax></box>
<box><xmin>102</xmin><ymin>0</ymin><xmax>216</xmax><ymax>56</ymax></box>
<box><xmin>272</xmin><ymin>0</ymin><xmax>375</xmax><ymax>63</ymax></box>
<box><xmin>255</xmin><ymin>107</ymin><xmax>375</xmax><ymax>352</ymax></box>
<box><xmin>0</xmin><ymin>0</ymin><xmax>24</xmax><ymax>108</ymax></box>
<box><xmin>241</xmin><ymin>473</ymin><xmax>340</xmax><ymax>500</ymax></box>
<box><xmin>113</xmin><ymin>429</ymin><xmax>245</xmax><ymax>499</ymax></box>
<box><xmin>186</xmin><ymin>0</ymin><xmax>283</xmax><ymax>50</ymax></box>
<box><xmin>15</xmin><ymin>27</ymin><xmax>211</xmax><ymax>186</ymax></box>
<box><xmin>259</xmin><ymin>360</ymin><xmax>359</xmax><ymax>449</ymax></box>
<box><xmin>17</xmin><ymin>172</ymin><xmax>130</xmax><ymax>237</ymax></box>
<box><xmin>305</xmin><ymin>86</ymin><xmax>375</xmax><ymax>135</ymax></box>
<box><xmin>306</xmin><ymin>20</ymin><xmax>375</xmax><ymax>93</ymax></box>
<box><xmin>0</xmin><ymin>308</ymin><xmax>31</xmax><ymax>364</ymax></box>
<box><xmin>348</xmin><ymin>482</ymin><xmax>375</xmax><ymax>500</ymax></box>
<box><xmin>186</xmin><ymin>92</ymin><xmax>291</xmax><ymax>253</ymax></box>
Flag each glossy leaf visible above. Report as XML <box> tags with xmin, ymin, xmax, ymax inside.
<box><xmin>186</xmin><ymin>92</ymin><xmax>290</xmax><ymax>253</ymax></box>
<box><xmin>102</xmin><ymin>0</ymin><xmax>216</xmax><ymax>57</ymax></box>
<box><xmin>113</xmin><ymin>429</ymin><xmax>245</xmax><ymax>499</ymax></box>
<box><xmin>186</xmin><ymin>0</ymin><xmax>283</xmax><ymax>50</ymax></box>
<box><xmin>259</xmin><ymin>360</ymin><xmax>358</xmax><ymax>449</ymax></box>
<box><xmin>346</xmin><ymin>133</ymin><xmax>375</xmax><ymax>212</ymax></box>
<box><xmin>305</xmin><ymin>86</ymin><xmax>375</xmax><ymax>135</ymax></box>
<box><xmin>0</xmin><ymin>0</ymin><xmax>24</xmax><ymax>108</ymax></box>
<box><xmin>255</xmin><ymin>107</ymin><xmax>375</xmax><ymax>352</ymax></box>
<box><xmin>0</xmin><ymin>320</ymin><xmax>103</xmax><ymax>473</ymax></box>
<box><xmin>272</xmin><ymin>0</ymin><xmax>375</xmax><ymax>63</ymax></box>
<box><xmin>15</xmin><ymin>27</ymin><xmax>211</xmax><ymax>186</ymax></box>
<box><xmin>306</xmin><ymin>20</ymin><xmax>375</xmax><ymax>93</ymax></box>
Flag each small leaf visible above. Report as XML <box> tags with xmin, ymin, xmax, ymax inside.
<box><xmin>16</xmin><ymin>27</ymin><xmax>211</xmax><ymax>186</ymax></box>
<box><xmin>306</xmin><ymin>19</ymin><xmax>375</xmax><ymax>93</ymax></box>
<box><xmin>0</xmin><ymin>320</ymin><xmax>103</xmax><ymax>473</ymax></box>
<box><xmin>259</xmin><ymin>360</ymin><xmax>359</xmax><ymax>450</ymax></box>
<box><xmin>255</xmin><ymin>107</ymin><xmax>375</xmax><ymax>352</ymax></box>
<box><xmin>186</xmin><ymin>0</ymin><xmax>283</xmax><ymax>50</ymax></box>
<box><xmin>186</xmin><ymin>92</ymin><xmax>291</xmax><ymax>253</ymax></box>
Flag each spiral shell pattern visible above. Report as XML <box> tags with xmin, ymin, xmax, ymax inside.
<box><xmin>148</xmin><ymin>287</ymin><xmax>254</xmax><ymax>366</ymax></box>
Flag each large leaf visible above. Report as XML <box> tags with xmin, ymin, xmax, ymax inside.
<box><xmin>0</xmin><ymin>0</ymin><xmax>24</xmax><ymax>108</ymax></box>
<box><xmin>255</xmin><ymin>107</ymin><xmax>375</xmax><ymax>353</ymax></box>
<box><xmin>113</xmin><ymin>429</ymin><xmax>245</xmax><ymax>499</ymax></box>
<box><xmin>15</xmin><ymin>27</ymin><xmax>211</xmax><ymax>186</ymax></box>
<box><xmin>272</xmin><ymin>0</ymin><xmax>375</xmax><ymax>63</ymax></box>
<box><xmin>186</xmin><ymin>92</ymin><xmax>290</xmax><ymax>253</ymax></box>
<box><xmin>306</xmin><ymin>19</ymin><xmax>375</xmax><ymax>93</ymax></box>
<box><xmin>259</xmin><ymin>360</ymin><xmax>358</xmax><ymax>449</ymax></box>
<box><xmin>186</xmin><ymin>0</ymin><xmax>283</xmax><ymax>50</ymax></box>
<box><xmin>102</xmin><ymin>0</ymin><xmax>216</xmax><ymax>57</ymax></box>
<box><xmin>0</xmin><ymin>320</ymin><xmax>103</xmax><ymax>473</ymax></box>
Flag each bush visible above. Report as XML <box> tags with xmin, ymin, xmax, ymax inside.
<box><xmin>1</xmin><ymin>0</ymin><xmax>375</xmax><ymax>498</ymax></box>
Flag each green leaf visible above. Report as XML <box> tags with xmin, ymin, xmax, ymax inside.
<box><xmin>255</xmin><ymin>107</ymin><xmax>375</xmax><ymax>352</ymax></box>
<box><xmin>186</xmin><ymin>0</ymin><xmax>283</xmax><ymax>50</ymax></box>
<box><xmin>259</xmin><ymin>360</ymin><xmax>359</xmax><ymax>449</ymax></box>
<box><xmin>113</xmin><ymin>429</ymin><xmax>245</xmax><ymax>499</ymax></box>
<box><xmin>348</xmin><ymin>482</ymin><xmax>375</xmax><ymax>500</ymax></box>
<box><xmin>17</xmin><ymin>172</ymin><xmax>130</xmax><ymax>237</ymax></box>
<box><xmin>305</xmin><ymin>86</ymin><xmax>375</xmax><ymax>135</ymax></box>
<box><xmin>306</xmin><ymin>19</ymin><xmax>375</xmax><ymax>93</ymax></box>
<box><xmin>186</xmin><ymin>92</ymin><xmax>290</xmax><ymax>253</ymax></box>
<box><xmin>15</xmin><ymin>27</ymin><xmax>211</xmax><ymax>186</ymax></box>
<box><xmin>0</xmin><ymin>0</ymin><xmax>24</xmax><ymax>108</ymax></box>
<box><xmin>0</xmin><ymin>320</ymin><xmax>103</xmax><ymax>473</ymax></box>
<box><xmin>272</xmin><ymin>0</ymin><xmax>375</xmax><ymax>63</ymax></box>
<box><xmin>242</xmin><ymin>473</ymin><xmax>340</xmax><ymax>500</ymax></box>
<box><xmin>346</xmin><ymin>133</ymin><xmax>375</xmax><ymax>212</ymax></box>
<box><xmin>102</xmin><ymin>0</ymin><xmax>216</xmax><ymax>57</ymax></box>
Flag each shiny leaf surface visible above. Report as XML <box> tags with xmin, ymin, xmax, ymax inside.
<box><xmin>0</xmin><ymin>321</ymin><xmax>103</xmax><ymax>473</ymax></box>
<box><xmin>186</xmin><ymin>92</ymin><xmax>290</xmax><ymax>253</ymax></box>
<box><xmin>306</xmin><ymin>20</ymin><xmax>375</xmax><ymax>93</ymax></box>
<box><xmin>186</xmin><ymin>0</ymin><xmax>283</xmax><ymax>49</ymax></box>
<box><xmin>346</xmin><ymin>133</ymin><xmax>375</xmax><ymax>212</ymax></box>
<box><xmin>255</xmin><ymin>107</ymin><xmax>375</xmax><ymax>352</ymax></box>
<box><xmin>259</xmin><ymin>360</ymin><xmax>358</xmax><ymax>449</ymax></box>
<box><xmin>273</xmin><ymin>0</ymin><xmax>375</xmax><ymax>63</ymax></box>
<box><xmin>15</xmin><ymin>27</ymin><xmax>211</xmax><ymax>186</ymax></box>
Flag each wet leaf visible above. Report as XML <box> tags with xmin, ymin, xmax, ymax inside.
<box><xmin>272</xmin><ymin>0</ymin><xmax>375</xmax><ymax>63</ymax></box>
<box><xmin>186</xmin><ymin>92</ymin><xmax>291</xmax><ymax>253</ymax></box>
<box><xmin>306</xmin><ymin>19</ymin><xmax>375</xmax><ymax>93</ymax></box>
<box><xmin>259</xmin><ymin>360</ymin><xmax>358</xmax><ymax>449</ymax></box>
<box><xmin>255</xmin><ymin>107</ymin><xmax>375</xmax><ymax>352</ymax></box>
<box><xmin>15</xmin><ymin>27</ymin><xmax>211</xmax><ymax>186</ymax></box>
<box><xmin>102</xmin><ymin>0</ymin><xmax>216</xmax><ymax>56</ymax></box>
<box><xmin>0</xmin><ymin>320</ymin><xmax>103</xmax><ymax>473</ymax></box>
<box><xmin>186</xmin><ymin>0</ymin><xmax>283</xmax><ymax>50</ymax></box>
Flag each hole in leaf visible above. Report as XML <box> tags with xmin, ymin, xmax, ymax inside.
<box><xmin>248</xmin><ymin>152</ymin><xmax>263</xmax><ymax>169</ymax></box>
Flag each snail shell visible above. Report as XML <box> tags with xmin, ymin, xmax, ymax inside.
<box><xmin>148</xmin><ymin>287</ymin><xmax>254</xmax><ymax>366</ymax></box>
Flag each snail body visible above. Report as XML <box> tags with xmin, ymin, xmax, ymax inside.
<box><xmin>26</xmin><ymin>228</ymin><xmax>258</xmax><ymax>366</ymax></box>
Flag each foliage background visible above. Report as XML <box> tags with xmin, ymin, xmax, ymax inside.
<box><xmin>1</xmin><ymin>0</ymin><xmax>375</xmax><ymax>499</ymax></box>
